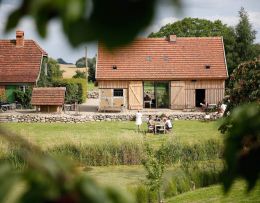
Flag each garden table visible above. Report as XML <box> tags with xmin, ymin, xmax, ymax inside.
<box><xmin>154</xmin><ymin>122</ymin><xmax>166</xmax><ymax>134</ymax></box>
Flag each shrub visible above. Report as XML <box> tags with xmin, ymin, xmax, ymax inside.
<box><xmin>52</xmin><ymin>78</ymin><xmax>87</xmax><ymax>103</ymax></box>
<box><xmin>13</xmin><ymin>88</ymin><xmax>32</xmax><ymax>108</ymax></box>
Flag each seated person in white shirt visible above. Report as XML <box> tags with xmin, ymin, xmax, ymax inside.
<box><xmin>165</xmin><ymin>117</ymin><xmax>172</xmax><ymax>131</ymax></box>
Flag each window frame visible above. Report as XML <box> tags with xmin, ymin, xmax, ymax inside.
<box><xmin>113</xmin><ymin>89</ymin><xmax>124</xmax><ymax>97</ymax></box>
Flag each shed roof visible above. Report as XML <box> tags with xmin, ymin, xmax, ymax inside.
<box><xmin>0</xmin><ymin>39</ymin><xmax>47</xmax><ymax>83</ymax></box>
<box><xmin>31</xmin><ymin>87</ymin><xmax>66</xmax><ymax>106</ymax></box>
<box><xmin>96</xmin><ymin>37</ymin><xmax>228</xmax><ymax>80</ymax></box>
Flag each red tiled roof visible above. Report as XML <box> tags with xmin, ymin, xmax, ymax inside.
<box><xmin>96</xmin><ymin>37</ymin><xmax>228</xmax><ymax>80</ymax></box>
<box><xmin>31</xmin><ymin>87</ymin><xmax>66</xmax><ymax>106</ymax></box>
<box><xmin>0</xmin><ymin>40</ymin><xmax>47</xmax><ymax>83</ymax></box>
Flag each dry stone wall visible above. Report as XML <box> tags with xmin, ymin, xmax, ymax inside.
<box><xmin>87</xmin><ymin>91</ymin><xmax>99</xmax><ymax>99</ymax></box>
<box><xmin>1</xmin><ymin>113</ymin><xmax>222</xmax><ymax>123</ymax></box>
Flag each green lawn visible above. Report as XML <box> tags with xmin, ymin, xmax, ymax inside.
<box><xmin>0</xmin><ymin>120</ymin><xmax>221</xmax><ymax>148</ymax></box>
<box><xmin>167</xmin><ymin>180</ymin><xmax>260</xmax><ymax>203</ymax></box>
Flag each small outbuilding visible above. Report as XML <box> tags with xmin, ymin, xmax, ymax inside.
<box><xmin>31</xmin><ymin>87</ymin><xmax>66</xmax><ymax>113</ymax></box>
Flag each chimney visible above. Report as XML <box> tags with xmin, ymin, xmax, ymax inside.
<box><xmin>168</xmin><ymin>35</ymin><xmax>177</xmax><ymax>42</ymax></box>
<box><xmin>16</xmin><ymin>30</ymin><xmax>24</xmax><ymax>47</ymax></box>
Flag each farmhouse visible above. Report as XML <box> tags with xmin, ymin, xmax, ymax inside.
<box><xmin>96</xmin><ymin>35</ymin><xmax>228</xmax><ymax>111</ymax></box>
<box><xmin>0</xmin><ymin>31</ymin><xmax>47</xmax><ymax>103</ymax></box>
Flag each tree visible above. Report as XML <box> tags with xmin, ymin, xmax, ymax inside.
<box><xmin>37</xmin><ymin>57</ymin><xmax>64</xmax><ymax>87</ymax></box>
<box><xmin>224</xmin><ymin>59</ymin><xmax>260</xmax><ymax>115</ymax></box>
<box><xmin>142</xmin><ymin>144</ymin><xmax>166</xmax><ymax>203</ymax></box>
<box><xmin>73</xmin><ymin>70</ymin><xmax>86</xmax><ymax>79</ymax></box>
<box><xmin>219</xmin><ymin>59</ymin><xmax>260</xmax><ymax>191</ymax></box>
<box><xmin>57</xmin><ymin>58</ymin><xmax>73</xmax><ymax>64</ymax></box>
<box><xmin>76</xmin><ymin>57</ymin><xmax>86</xmax><ymax>68</ymax></box>
<box><xmin>235</xmin><ymin>7</ymin><xmax>257</xmax><ymax>64</ymax></box>
<box><xmin>75</xmin><ymin>57</ymin><xmax>96</xmax><ymax>82</ymax></box>
<box><xmin>149</xmin><ymin>18</ymin><xmax>237</xmax><ymax>75</ymax></box>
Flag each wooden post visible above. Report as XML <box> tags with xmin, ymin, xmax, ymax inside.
<box><xmin>85</xmin><ymin>46</ymin><xmax>88</xmax><ymax>83</ymax></box>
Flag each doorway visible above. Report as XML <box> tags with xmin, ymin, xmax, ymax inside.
<box><xmin>143</xmin><ymin>82</ymin><xmax>169</xmax><ymax>108</ymax></box>
<box><xmin>195</xmin><ymin>89</ymin><xmax>205</xmax><ymax>107</ymax></box>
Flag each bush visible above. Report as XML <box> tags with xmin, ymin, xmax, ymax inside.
<box><xmin>52</xmin><ymin>78</ymin><xmax>87</xmax><ymax>103</ymax></box>
<box><xmin>13</xmin><ymin>88</ymin><xmax>32</xmax><ymax>108</ymax></box>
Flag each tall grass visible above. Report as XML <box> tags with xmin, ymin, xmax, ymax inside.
<box><xmin>3</xmin><ymin>138</ymin><xmax>223</xmax><ymax>167</ymax></box>
<box><xmin>131</xmin><ymin>160</ymin><xmax>224</xmax><ymax>203</ymax></box>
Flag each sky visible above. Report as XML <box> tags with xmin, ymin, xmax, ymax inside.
<box><xmin>0</xmin><ymin>0</ymin><xmax>260</xmax><ymax>64</ymax></box>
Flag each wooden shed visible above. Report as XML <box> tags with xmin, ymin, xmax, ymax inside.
<box><xmin>96</xmin><ymin>35</ymin><xmax>228</xmax><ymax>111</ymax></box>
<box><xmin>31</xmin><ymin>87</ymin><xmax>66</xmax><ymax>113</ymax></box>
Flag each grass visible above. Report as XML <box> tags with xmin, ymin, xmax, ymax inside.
<box><xmin>0</xmin><ymin>120</ymin><xmax>221</xmax><ymax>148</ymax></box>
<box><xmin>0</xmin><ymin>121</ymin><xmax>223</xmax><ymax>166</ymax></box>
<box><xmin>166</xmin><ymin>180</ymin><xmax>260</xmax><ymax>203</ymax></box>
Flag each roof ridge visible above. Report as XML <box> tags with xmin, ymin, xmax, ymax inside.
<box><xmin>30</xmin><ymin>40</ymin><xmax>48</xmax><ymax>55</ymax></box>
<box><xmin>135</xmin><ymin>36</ymin><xmax>222</xmax><ymax>40</ymax></box>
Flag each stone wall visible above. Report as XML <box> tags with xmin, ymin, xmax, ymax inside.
<box><xmin>87</xmin><ymin>91</ymin><xmax>99</xmax><ymax>99</ymax></box>
<box><xmin>1</xmin><ymin>113</ymin><xmax>222</xmax><ymax>123</ymax></box>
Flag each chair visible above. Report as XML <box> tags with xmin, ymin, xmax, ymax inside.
<box><xmin>147</xmin><ymin>124</ymin><xmax>154</xmax><ymax>133</ymax></box>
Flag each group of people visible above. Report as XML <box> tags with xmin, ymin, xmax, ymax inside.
<box><xmin>147</xmin><ymin>114</ymin><xmax>172</xmax><ymax>133</ymax></box>
<box><xmin>135</xmin><ymin>111</ymin><xmax>173</xmax><ymax>133</ymax></box>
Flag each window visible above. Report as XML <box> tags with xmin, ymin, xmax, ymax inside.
<box><xmin>19</xmin><ymin>85</ymin><xmax>27</xmax><ymax>92</ymax></box>
<box><xmin>205</xmin><ymin>65</ymin><xmax>211</xmax><ymax>69</ymax></box>
<box><xmin>112</xmin><ymin>65</ymin><xmax>117</xmax><ymax>70</ymax></box>
<box><xmin>113</xmin><ymin>89</ymin><xmax>123</xmax><ymax>97</ymax></box>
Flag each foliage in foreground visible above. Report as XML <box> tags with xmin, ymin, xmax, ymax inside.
<box><xmin>0</xmin><ymin>128</ymin><xmax>133</xmax><ymax>203</ymax></box>
<box><xmin>5</xmin><ymin>0</ymin><xmax>181</xmax><ymax>48</ymax></box>
<box><xmin>219</xmin><ymin>103</ymin><xmax>260</xmax><ymax>191</ymax></box>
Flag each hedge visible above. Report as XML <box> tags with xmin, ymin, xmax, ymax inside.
<box><xmin>52</xmin><ymin>78</ymin><xmax>87</xmax><ymax>104</ymax></box>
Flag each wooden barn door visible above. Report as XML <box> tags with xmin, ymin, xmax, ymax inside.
<box><xmin>129</xmin><ymin>81</ymin><xmax>143</xmax><ymax>110</ymax></box>
<box><xmin>170</xmin><ymin>81</ymin><xmax>185</xmax><ymax>109</ymax></box>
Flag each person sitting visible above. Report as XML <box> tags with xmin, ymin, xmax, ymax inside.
<box><xmin>154</xmin><ymin>115</ymin><xmax>161</xmax><ymax>122</ymax></box>
<box><xmin>144</xmin><ymin>94</ymin><xmax>151</xmax><ymax>101</ymax></box>
<box><xmin>147</xmin><ymin>115</ymin><xmax>154</xmax><ymax>133</ymax></box>
<box><xmin>165</xmin><ymin>117</ymin><xmax>173</xmax><ymax>132</ymax></box>
<box><xmin>200</xmin><ymin>99</ymin><xmax>209</xmax><ymax>112</ymax></box>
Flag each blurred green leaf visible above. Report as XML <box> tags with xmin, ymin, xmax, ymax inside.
<box><xmin>4</xmin><ymin>0</ymin><xmax>182</xmax><ymax>48</ymax></box>
<box><xmin>0</xmin><ymin>128</ymin><xmax>134</xmax><ymax>203</ymax></box>
<box><xmin>219</xmin><ymin>103</ymin><xmax>260</xmax><ymax>192</ymax></box>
